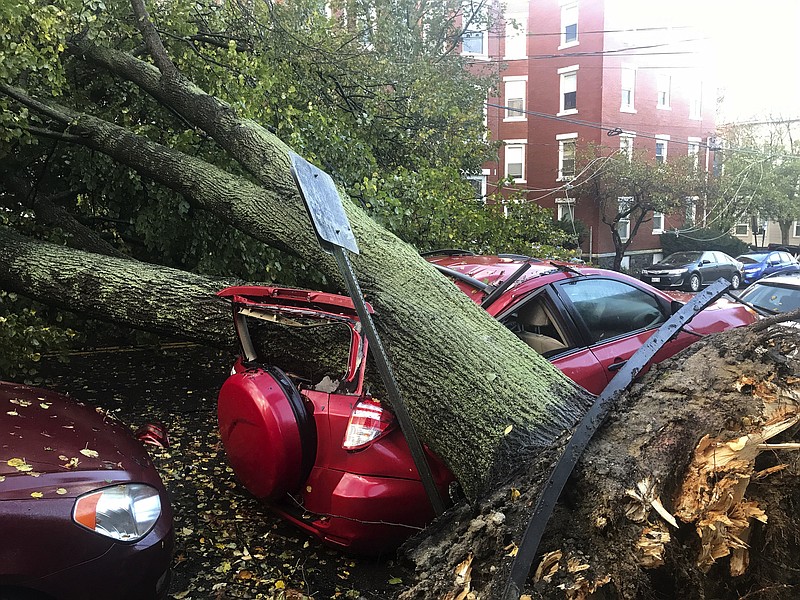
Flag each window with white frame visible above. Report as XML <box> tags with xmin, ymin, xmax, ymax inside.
<box><xmin>619</xmin><ymin>134</ymin><xmax>635</xmax><ymax>161</ymax></box>
<box><xmin>557</xmin><ymin>133</ymin><xmax>577</xmax><ymax>180</ymax></box>
<box><xmin>689</xmin><ymin>80</ymin><xmax>702</xmax><ymax>119</ymax></box>
<box><xmin>655</xmin><ymin>135</ymin><xmax>669</xmax><ymax>164</ymax></box>
<box><xmin>504</xmin><ymin>142</ymin><xmax>526</xmax><ymax>181</ymax></box>
<box><xmin>466</xmin><ymin>174</ymin><xmax>487</xmax><ymax>204</ymax></box>
<box><xmin>560</xmin><ymin>2</ymin><xmax>578</xmax><ymax>48</ymax></box>
<box><xmin>735</xmin><ymin>221</ymin><xmax>749</xmax><ymax>236</ymax></box>
<box><xmin>558</xmin><ymin>66</ymin><xmax>578</xmax><ymax>114</ymax></box>
<box><xmin>686</xmin><ymin>196</ymin><xmax>698</xmax><ymax>226</ymax></box>
<box><xmin>794</xmin><ymin>221</ymin><xmax>800</xmax><ymax>237</ymax></box>
<box><xmin>621</xmin><ymin>68</ymin><xmax>636</xmax><ymax>111</ymax></box>
<box><xmin>617</xmin><ymin>196</ymin><xmax>633</xmax><ymax>241</ymax></box>
<box><xmin>461</xmin><ymin>3</ymin><xmax>487</xmax><ymax>57</ymax></box>
<box><xmin>504</xmin><ymin>78</ymin><xmax>526</xmax><ymax>120</ymax></box>
<box><xmin>657</xmin><ymin>74</ymin><xmax>671</xmax><ymax>109</ymax></box>
<box><xmin>556</xmin><ymin>198</ymin><xmax>575</xmax><ymax>221</ymax></box>
<box><xmin>652</xmin><ymin>211</ymin><xmax>664</xmax><ymax>234</ymax></box>
<box><xmin>504</xmin><ymin>7</ymin><xmax>527</xmax><ymax>59</ymax></box>
<box><xmin>688</xmin><ymin>137</ymin><xmax>701</xmax><ymax>171</ymax></box>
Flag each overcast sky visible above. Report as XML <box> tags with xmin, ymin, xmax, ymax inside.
<box><xmin>699</xmin><ymin>1</ymin><xmax>800</xmax><ymax>122</ymax></box>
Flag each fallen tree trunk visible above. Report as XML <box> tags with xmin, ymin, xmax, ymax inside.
<box><xmin>401</xmin><ymin>323</ymin><xmax>800</xmax><ymax>599</ymax></box>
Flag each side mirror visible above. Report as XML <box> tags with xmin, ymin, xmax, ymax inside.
<box><xmin>701</xmin><ymin>259</ymin><xmax>711</xmax><ymax>265</ymax></box>
<box><xmin>671</xmin><ymin>299</ymin><xmax>684</xmax><ymax>315</ymax></box>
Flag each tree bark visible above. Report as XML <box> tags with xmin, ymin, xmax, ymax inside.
<box><xmin>0</xmin><ymin>227</ymin><xmax>238</xmax><ymax>345</ymax></box>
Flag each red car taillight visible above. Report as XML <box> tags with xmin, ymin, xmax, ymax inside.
<box><xmin>342</xmin><ymin>398</ymin><xmax>395</xmax><ymax>450</ymax></box>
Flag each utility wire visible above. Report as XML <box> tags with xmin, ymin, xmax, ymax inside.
<box><xmin>485</xmin><ymin>101</ymin><xmax>800</xmax><ymax>160</ymax></box>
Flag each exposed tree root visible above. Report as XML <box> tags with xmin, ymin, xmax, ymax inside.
<box><xmin>400</xmin><ymin>324</ymin><xmax>800</xmax><ymax>600</ymax></box>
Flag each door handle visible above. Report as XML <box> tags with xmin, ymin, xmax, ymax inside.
<box><xmin>608</xmin><ymin>360</ymin><xmax>627</xmax><ymax>371</ymax></box>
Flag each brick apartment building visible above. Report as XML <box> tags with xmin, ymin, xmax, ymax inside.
<box><xmin>462</xmin><ymin>0</ymin><xmax>717</xmax><ymax>269</ymax></box>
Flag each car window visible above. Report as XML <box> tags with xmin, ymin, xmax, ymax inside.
<box><xmin>502</xmin><ymin>294</ymin><xmax>574</xmax><ymax>357</ymax></box>
<box><xmin>557</xmin><ymin>278</ymin><xmax>666</xmax><ymax>343</ymax></box>
<box><xmin>701</xmin><ymin>252</ymin><xmax>715</xmax><ymax>263</ymax></box>
<box><xmin>738</xmin><ymin>253</ymin><xmax>765</xmax><ymax>264</ymax></box>
<box><xmin>741</xmin><ymin>282</ymin><xmax>800</xmax><ymax>314</ymax></box>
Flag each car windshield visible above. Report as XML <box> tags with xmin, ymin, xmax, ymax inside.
<box><xmin>659</xmin><ymin>252</ymin><xmax>702</xmax><ymax>266</ymax></box>
<box><xmin>740</xmin><ymin>282</ymin><xmax>800</xmax><ymax>314</ymax></box>
<box><xmin>737</xmin><ymin>253</ymin><xmax>767</xmax><ymax>265</ymax></box>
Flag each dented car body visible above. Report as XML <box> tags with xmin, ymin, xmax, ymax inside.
<box><xmin>216</xmin><ymin>287</ymin><xmax>452</xmax><ymax>553</ymax></box>
<box><xmin>216</xmin><ymin>255</ymin><xmax>757</xmax><ymax>553</ymax></box>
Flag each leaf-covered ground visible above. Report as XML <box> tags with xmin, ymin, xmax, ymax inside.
<box><xmin>34</xmin><ymin>344</ymin><xmax>404</xmax><ymax>600</ymax></box>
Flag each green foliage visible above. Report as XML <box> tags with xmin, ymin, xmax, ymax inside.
<box><xmin>357</xmin><ymin>167</ymin><xmax>573</xmax><ymax>257</ymax></box>
<box><xmin>0</xmin><ymin>0</ymin><xmax>570</xmax><ymax>372</ymax></box>
<box><xmin>0</xmin><ymin>292</ymin><xmax>78</xmax><ymax>380</ymax></box>
<box><xmin>709</xmin><ymin>122</ymin><xmax>800</xmax><ymax>238</ymax></box>
<box><xmin>659</xmin><ymin>228</ymin><xmax>749</xmax><ymax>257</ymax></box>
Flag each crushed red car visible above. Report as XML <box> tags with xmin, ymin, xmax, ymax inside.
<box><xmin>216</xmin><ymin>254</ymin><xmax>757</xmax><ymax>553</ymax></box>
<box><xmin>0</xmin><ymin>382</ymin><xmax>174</xmax><ymax>599</ymax></box>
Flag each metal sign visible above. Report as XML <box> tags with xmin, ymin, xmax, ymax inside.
<box><xmin>289</xmin><ymin>152</ymin><xmax>359</xmax><ymax>255</ymax></box>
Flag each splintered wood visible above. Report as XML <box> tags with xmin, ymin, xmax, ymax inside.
<box><xmin>669</xmin><ymin>374</ymin><xmax>800</xmax><ymax>576</ymax></box>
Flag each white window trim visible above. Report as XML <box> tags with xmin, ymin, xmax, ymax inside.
<box><xmin>556</xmin><ymin>197</ymin><xmax>576</xmax><ymax>221</ymax></box>
<box><xmin>793</xmin><ymin>221</ymin><xmax>800</xmax><ymax>238</ymax></box>
<box><xmin>556</xmin><ymin>132</ymin><xmax>578</xmax><ymax>181</ymax></box>
<box><xmin>557</xmin><ymin>65</ymin><xmax>579</xmax><ymax>116</ymax></box>
<box><xmin>466</xmin><ymin>173</ymin><xmax>488</xmax><ymax>204</ymax></box>
<box><xmin>619</xmin><ymin>133</ymin><xmax>635</xmax><ymax>161</ymax></box>
<box><xmin>504</xmin><ymin>140</ymin><xmax>527</xmax><ymax>183</ymax></box>
<box><xmin>503</xmin><ymin>76</ymin><xmax>527</xmax><ymax>122</ymax></box>
<box><xmin>655</xmin><ymin>134</ymin><xmax>669</xmax><ymax>164</ymax></box>
<box><xmin>688</xmin><ymin>136</ymin><xmax>702</xmax><ymax>170</ymax></box>
<box><xmin>460</xmin><ymin>5</ymin><xmax>488</xmax><ymax>60</ymax></box>
<box><xmin>657</xmin><ymin>74</ymin><xmax>672</xmax><ymax>110</ymax></box>
<box><xmin>620</xmin><ymin>66</ymin><xmax>636</xmax><ymax>113</ymax></box>
<box><xmin>503</xmin><ymin>12</ymin><xmax>528</xmax><ymax>60</ymax></box>
<box><xmin>558</xmin><ymin>1</ymin><xmax>579</xmax><ymax>50</ymax></box>
<box><xmin>617</xmin><ymin>196</ymin><xmax>634</xmax><ymax>241</ymax></box>
<box><xmin>652</xmin><ymin>211</ymin><xmax>665</xmax><ymax>235</ymax></box>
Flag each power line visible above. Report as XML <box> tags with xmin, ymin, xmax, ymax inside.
<box><xmin>484</xmin><ymin>101</ymin><xmax>800</xmax><ymax>160</ymax></box>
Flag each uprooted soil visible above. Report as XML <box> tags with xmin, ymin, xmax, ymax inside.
<box><xmin>400</xmin><ymin>323</ymin><xmax>800</xmax><ymax>599</ymax></box>
<box><xmin>34</xmin><ymin>344</ymin><xmax>402</xmax><ymax>600</ymax></box>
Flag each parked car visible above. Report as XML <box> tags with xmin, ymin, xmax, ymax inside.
<box><xmin>0</xmin><ymin>381</ymin><xmax>173</xmax><ymax>600</ymax></box>
<box><xmin>736</xmin><ymin>250</ymin><xmax>799</xmax><ymax>285</ymax></box>
<box><xmin>215</xmin><ymin>255</ymin><xmax>756</xmax><ymax>553</ymax></box>
<box><xmin>739</xmin><ymin>272</ymin><xmax>800</xmax><ymax>316</ymax></box>
<box><xmin>640</xmin><ymin>250</ymin><xmax>743</xmax><ymax>292</ymax></box>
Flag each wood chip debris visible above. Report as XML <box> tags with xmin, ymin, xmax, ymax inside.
<box><xmin>672</xmin><ymin>373</ymin><xmax>800</xmax><ymax>576</ymax></box>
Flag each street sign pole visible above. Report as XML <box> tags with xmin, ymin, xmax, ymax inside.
<box><xmin>289</xmin><ymin>153</ymin><xmax>445</xmax><ymax>516</ymax></box>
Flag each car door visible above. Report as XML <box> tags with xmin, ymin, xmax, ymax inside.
<box><xmin>552</xmin><ymin>277</ymin><xmax>681</xmax><ymax>389</ymax></box>
<box><xmin>700</xmin><ymin>251</ymin><xmax>721</xmax><ymax>283</ymax></box>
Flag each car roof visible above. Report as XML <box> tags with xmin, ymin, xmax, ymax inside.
<box><xmin>751</xmin><ymin>272</ymin><xmax>800</xmax><ymax>286</ymax></box>
<box><xmin>425</xmin><ymin>254</ymin><xmax>605</xmax><ymax>287</ymax></box>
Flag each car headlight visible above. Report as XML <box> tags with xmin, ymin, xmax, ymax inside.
<box><xmin>666</xmin><ymin>268</ymin><xmax>687</xmax><ymax>275</ymax></box>
<box><xmin>73</xmin><ymin>483</ymin><xmax>161</xmax><ymax>542</ymax></box>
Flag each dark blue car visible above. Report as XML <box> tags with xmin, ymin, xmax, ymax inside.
<box><xmin>736</xmin><ymin>250</ymin><xmax>799</xmax><ymax>285</ymax></box>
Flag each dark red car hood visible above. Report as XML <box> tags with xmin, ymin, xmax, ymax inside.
<box><xmin>0</xmin><ymin>381</ymin><xmax>158</xmax><ymax>500</ymax></box>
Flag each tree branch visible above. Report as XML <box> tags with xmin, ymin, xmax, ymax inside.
<box><xmin>130</xmin><ymin>0</ymin><xmax>180</xmax><ymax>78</ymax></box>
<box><xmin>0</xmin><ymin>83</ymin><xmax>323</xmax><ymax>264</ymax></box>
